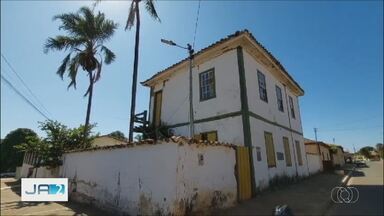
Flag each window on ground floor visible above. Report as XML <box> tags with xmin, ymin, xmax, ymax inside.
<box><xmin>283</xmin><ymin>137</ymin><xmax>292</xmax><ymax>167</ymax></box>
<box><xmin>295</xmin><ymin>140</ymin><xmax>303</xmax><ymax>166</ymax></box>
<box><xmin>196</xmin><ymin>131</ymin><xmax>218</xmax><ymax>141</ymax></box>
<box><xmin>264</xmin><ymin>132</ymin><xmax>276</xmax><ymax>167</ymax></box>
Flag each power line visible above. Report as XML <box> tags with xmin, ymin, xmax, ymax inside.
<box><xmin>192</xmin><ymin>0</ymin><xmax>201</xmax><ymax>49</ymax></box>
<box><xmin>1</xmin><ymin>53</ymin><xmax>51</xmax><ymax>116</ymax></box>
<box><xmin>1</xmin><ymin>73</ymin><xmax>51</xmax><ymax>120</ymax></box>
<box><xmin>319</xmin><ymin>125</ymin><xmax>383</xmax><ymax>132</ymax></box>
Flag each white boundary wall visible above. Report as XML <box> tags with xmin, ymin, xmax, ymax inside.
<box><xmin>60</xmin><ymin>142</ymin><xmax>237</xmax><ymax>215</ymax></box>
<box><xmin>306</xmin><ymin>154</ymin><xmax>322</xmax><ymax>174</ymax></box>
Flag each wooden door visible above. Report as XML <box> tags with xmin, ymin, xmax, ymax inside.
<box><xmin>236</xmin><ymin>146</ymin><xmax>252</xmax><ymax>201</ymax></box>
<box><xmin>153</xmin><ymin>91</ymin><xmax>162</xmax><ymax>127</ymax></box>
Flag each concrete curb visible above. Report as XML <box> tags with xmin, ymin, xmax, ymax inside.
<box><xmin>341</xmin><ymin>167</ymin><xmax>356</xmax><ymax>186</ymax></box>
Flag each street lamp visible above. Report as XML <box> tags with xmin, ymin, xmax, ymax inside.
<box><xmin>161</xmin><ymin>39</ymin><xmax>195</xmax><ymax>138</ymax></box>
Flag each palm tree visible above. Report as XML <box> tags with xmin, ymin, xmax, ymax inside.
<box><xmin>44</xmin><ymin>6</ymin><xmax>117</xmax><ymax>130</ymax></box>
<box><xmin>126</xmin><ymin>0</ymin><xmax>160</xmax><ymax>142</ymax></box>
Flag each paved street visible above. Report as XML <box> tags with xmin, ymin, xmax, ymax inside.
<box><xmin>326</xmin><ymin>160</ymin><xmax>384</xmax><ymax>216</ymax></box>
<box><xmin>0</xmin><ymin>178</ymin><xmax>110</xmax><ymax>216</ymax></box>
<box><xmin>215</xmin><ymin>173</ymin><xmax>344</xmax><ymax>216</ymax></box>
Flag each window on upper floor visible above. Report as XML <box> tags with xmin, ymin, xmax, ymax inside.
<box><xmin>199</xmin><ymin>68</ymin><xmax>216</xmax><ymax>101</ymax></box>
<box><xmin>257</xmin><ymin>70</ymin><xmax>268</xmax><ymax>103</ymax></box>
<box><xmin>276</xmin><ymin>86</ymin><xmax>284</xmax><ymax>112</ymax></box>
<box><xmin>289</xmin><ymin>96</ymin><xmax>296</xmax><ymax>119</ymax></box>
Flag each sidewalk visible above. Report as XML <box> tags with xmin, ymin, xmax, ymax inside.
<box><xmin>215</xmin><ymin>173</ymin><xmax>344</xmax><ymax>216</ymax></box>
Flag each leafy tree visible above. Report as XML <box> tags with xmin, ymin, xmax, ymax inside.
<box><xmin>44</xmin><ymin>6</ymin><xmax>117</xmax><ymax>130</ymax></box>
<box><xmin>376</xmin><ymin>143</ymin><xmax>383</xmax><ymax>158</ymax></box>
<box><xmin>108</xmin><ymin>130</ymin><xmax>126</xmax><ymax>140</ymax></box>
<box><xmin>359</xmin><ymin>146</ymin><xmax>375</xmax><ymax>159</ymax></box>
<box><xmin>15</xmin><ymin>120</ymin><xmax>97</xmax><ymax>168</ymax></box>
<box><xmin>125</xmin><ymin>0</ymin><xmax>160</xmax><ymax>142</ymax></box>
<box><xmin>0</xmin><ymin>128</ymin><xmax>38</xmax><ymax>172</ymax></box>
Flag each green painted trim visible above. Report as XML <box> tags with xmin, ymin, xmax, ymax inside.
<box><xmin>237</xmin><ymin>46</ymin><xmax>256</xmax><ymax>196</ymax></box>
<box><xmin>195</xmin><ymin>111</ymin><xmax>241</xmax><ymax>124</ymax></box>
<box><xmin>248</xmin><ymin>111</ymin><xmax>303</xmax><ymax>135</ymax></box>
<box><xmin>167</xmin><ymin>111</ymin><xmax>242</xmax><ymax>129</ymax></box>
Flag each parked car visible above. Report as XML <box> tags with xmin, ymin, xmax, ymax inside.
<box><xmin>354</xmin><ymin>160</ymin><xmax>367</xmax><ymax>167</ymax></box>
<box><xmin>0</xmin><ymin>172</ymin><xmax>15</xmax><ymax>178</ymax></box>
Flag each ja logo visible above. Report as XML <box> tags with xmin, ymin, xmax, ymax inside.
<box><xmin>25</xmin><ymin>184</ymin><xmax>65</xmax><ymax>195</ymax></box>
<box><xmin>21</xmin><ymin>178</ymin><xmax>68</xmax><ymax>202</ymax></box>
<box><xmin>331</xmin><ymin>186</ymin><xmax>359</xmax><ymax>204</ymax></box>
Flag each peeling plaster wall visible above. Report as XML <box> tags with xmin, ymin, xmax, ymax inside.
<box><xmin>60</xmin><ymin>142</ymin><xmax>237</xmax><ymax>215</ymax></box>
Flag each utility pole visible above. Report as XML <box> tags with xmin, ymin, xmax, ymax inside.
<box><xmin>314</xmin><ymin>127</ymin><xmax>322</xmax><ymax>161</ymax></box>
<box><xmin>187</xmin><ymin>44</ymin><xmax>195</xmax><ymax>138</ymax></box>
<box><xmin>333</xmin><ymin>138</ymin><xmax>335</xmax><ymax>144</ymax></box>
<box><xmin>161</xmin><ymin>39</ymin><xmax>195</xmax><ymax>138</ymax></box>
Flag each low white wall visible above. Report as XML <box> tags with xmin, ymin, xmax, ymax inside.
<box><xmin>34</xmin><ymin>167</ymin><xmax>60</xmax><ymax>178</ymax></box>
<box><xmin>306</xmin><ymin>154</ymin><xmax>322</xmax><ymax>174</ymax></box>
<box><xmin>60</xmin><ymin>141</ymin><xmax>237</xmax><ymax>215</ymax></box>
<box><xmin>20</xmin><ymin>163</ymin><xmax>33</xmax><ymax>178</ymax></box>
<box><xmin>19</xmin><ymin>163</ymin><xmax>59</xmax><ymax>178</ymax></box>
<box><xmin>15</xmin><ymin>166</ymin><xmax>22</xmax><ymax>179</ymax></box>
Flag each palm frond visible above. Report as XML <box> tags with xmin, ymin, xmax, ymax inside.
<box><xmin>125</xmin><ymin>0</ymin><xmax>136</xmax><ymax>30</ymax></box>
<box><xmin>96</xmin><ymin>14</ymin><xmax>118</xmax><ymax>42</ymax></box>
<box><xmin>67</xmin><ymin>54</ymin><xmax>80</xmax><ymax>89</ymax></box>
<box><xmin>57</xmin><ymin>53</ymin><xmax>71</xmax><ymax>79</ymax></box>
<box><xmin>144</xmin><ymin>0</ymin><xmax>161</xmax><ymax>22</ymax></box>
<box><xmin>53</xmin><ymin>13</ymin><xmax>83</xmax><ymax>37</ymax></box>
<box><xmin>47</xmin><ymin>6</ymin><xmax>116</xmax><ymax>93</ymax></box>
<box><xmin>94</xmin><ymin>60</ymin><xmax>103</xmax><ymax>82</ymax></box>
<box><xmin>79</xmin><ymin>7</ymin><xmax>96</xmax><ymax>39</ymax></box>
<box><xmin>100</xmin><ymin>46</ymin><xmax>115</xmax><ymax>64</ymax></box>
<box><xmin>44</xmin><ymin>36</ymin><xmax>84</xmax><ymax>53</ymax></box>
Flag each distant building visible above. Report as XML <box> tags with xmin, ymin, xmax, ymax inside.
<box><xmin>329</xmin><ymin>145</ymin><xmax>345</xmax><ymax>167</ymax></box>
<box><xmin>304</xmin><ymin>139</ymin><xmax>333</xmax><ymax>171</ymax></box>
<box><xmin>91</xmin><ymin>135</ymin><xmax>128</xmax><ymax>147</ymax></box>
<box><xmin>304</xmin><ymin>139</ymin><xmax>331</xmax><ymax>161</ymax></box>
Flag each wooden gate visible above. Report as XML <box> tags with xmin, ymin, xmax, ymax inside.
<box><xmin>236</xmin><ymin>146</ymin><xmax>252</xmax><ymax>201</ymax></box>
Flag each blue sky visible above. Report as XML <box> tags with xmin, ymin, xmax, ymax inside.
<box><xmin>1</xmin><ymin>1</ymin><xmax>383</xmax><ymax>152</ymax></box>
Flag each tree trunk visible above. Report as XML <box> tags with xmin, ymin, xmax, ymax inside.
<box><xmin>85</xmin><ymin>71</ymin><xmax>94</xmax><ymax>131</ymax></box>
<box><xmin>128</xmin><ymin>2</ymin><xmax>140</xmax><ymax>142</ymax></box>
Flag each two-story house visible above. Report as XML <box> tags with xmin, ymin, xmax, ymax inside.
<box><xmin>142</xmin><ymin>30</ymin><xmax>309</xmax><ymax>189</ymax></box>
